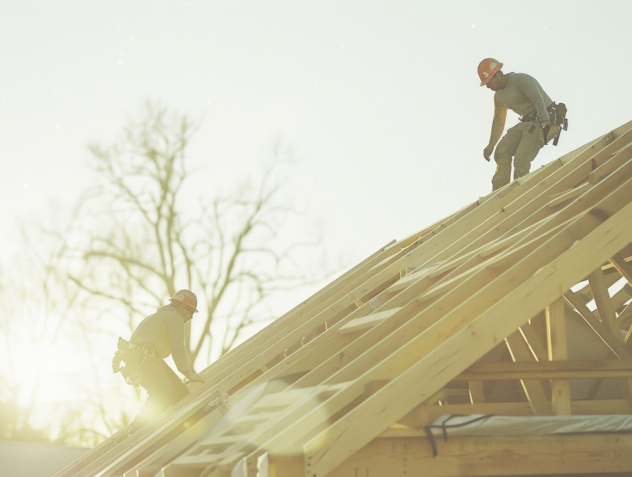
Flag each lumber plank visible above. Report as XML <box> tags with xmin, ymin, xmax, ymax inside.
<box><xmin>399</xmin><ymin>399</ymin><xmax>630</xmax><ymax>428</ymax></box>
<box><xmin>338</xmin><ymin>306</ymin><xmax>403</xmax><ymax>334</ymax></box>
<box><xmin>546</xmin><ymin>181</ymin><xmax>590</xmax><ymax>207</ymax></box>
<box><xmin>589</xmin><ymin>144</ymin><xmax>632</xmax><ymax>184</ymax></box>
<box><xmin>320</xmin><ymin>435</ymin><xmax>632</xmax><ymax>477</ymax></box>
<box><xmin>611</xmin><ymin>252</ymin><xmax>632</xmax><ymax>284</ymax></box>
<box><xmin>546</xmin><ymin>298</ymin><xmax>571</xmax><ymax>415</ymax></box>
<box><xmin>457</xmin><ymin>359</ymin><xmax>632</xmax><ymax>380</ymax></box>
<box><xmin>588</xmin><ymin>267</ymin><xmax>619</xmax><ymax>334</ymax></box>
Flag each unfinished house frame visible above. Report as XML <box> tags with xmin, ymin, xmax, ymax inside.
<box><xmin>57</xmin><ymin>120</ymin><xmax>632</xmax><ymax>477</ymax></box>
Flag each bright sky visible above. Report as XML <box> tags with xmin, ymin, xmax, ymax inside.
<box><xmin>2</xmin><ymin>1</ymin><xmax>632</xmax><ymax>435</ymax></box>
<box><xmin>2</xmin><ymin>0</ymin><xmax>631</xmax><ymax>270</ymax></box>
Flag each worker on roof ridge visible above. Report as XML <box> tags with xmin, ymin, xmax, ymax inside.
<box><xmin>478</xmin><ymin>58</ymin><xmax>567</xmax><ymax>191</ymax></box>
<box><xmin>113</xmin><ymin>289</ymin><xmax>204</xmax><ymax>431</ymax></box>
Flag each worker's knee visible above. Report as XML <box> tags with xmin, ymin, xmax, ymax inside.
<box><xmin>493</xmin><ymin>146</ymin><xmax>511</xmax><ymax>164</ymax></box>
<box><xmin>494</xmin><ymin>132</ymin><xmax>519</xmax><ymax>162</ymax></box>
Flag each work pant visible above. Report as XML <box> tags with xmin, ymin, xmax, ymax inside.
<box><xmin>492</xmin><ymin>121</ymin><xmax>545</xmax><ymax>191</ymax></box>
<box><xmin>135</xmin><ymin>357</ymin><xmax>189</xmax><ymax>426</ymax></box>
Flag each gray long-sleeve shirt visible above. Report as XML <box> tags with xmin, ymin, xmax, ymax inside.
<box><xmin>130</xmin><ymin>304</ymin><xmax>192</xmax><ymax>374</ymax></box>
<box><xmin>494</xmin><ymin>72</ymin><xmax>553</xmax><ymax>122</ymax></box>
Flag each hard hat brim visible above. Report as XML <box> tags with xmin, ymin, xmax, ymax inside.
<box><xmin>479</xmin><ymin>62</ymin><xmax>503</xmax><ymax>87</ymax></box>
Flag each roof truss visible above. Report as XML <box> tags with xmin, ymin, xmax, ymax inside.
<box><xmin>56</xmin><ymin>120</ymin><xmax>632</xmax><ymax>477</ymax></box>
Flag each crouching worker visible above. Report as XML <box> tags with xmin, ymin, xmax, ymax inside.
<box><xmin>478</xmin><ymin>58</ymin><xmax>567</xmax><ymax>191</ymax></box>
<box><xmin>113</xmin><ymin>289</ymin><xmax>204</xmax><ymax>430</ymax></box>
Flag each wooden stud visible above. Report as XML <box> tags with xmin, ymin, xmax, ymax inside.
<box><xmin>588</xmin><ymin>267</ymin><xmax>619</xmax><ymax>335</ymax></box>
<box><xmin>546</xmin><ymin>297</ymin><xmax>571</xmax><ymax>415</ymax></box>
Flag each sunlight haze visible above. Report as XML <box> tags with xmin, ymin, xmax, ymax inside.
<box><xmin>1</xmin><ymin>0</ymin><xmax>631</xmax><ymax>447</ymax></box>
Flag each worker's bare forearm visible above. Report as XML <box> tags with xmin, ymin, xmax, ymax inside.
<box><xmin>483</xmin><ymin>107</ymin><xmax>507</xmax><ymax>161</ymax></box>
<box><xmin>488</xmin><ymin>108</ymin><xmax>507</xmax><ymax>147</ymax></box>
<box><xmin>487</xmin><ymin>125</ymin><xmax>503</xmax><ymax>148</ymax></box>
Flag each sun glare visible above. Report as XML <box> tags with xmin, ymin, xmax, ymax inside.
<box><xmin>13</xmin><ymin>337</ymin><xmax>80</xmax><ymax>422</ymax></box>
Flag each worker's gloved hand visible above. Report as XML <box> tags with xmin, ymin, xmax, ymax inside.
<box><xmin>483</xmin><ymin>144</ymin><xmax>494</xmax><ymax>162</ymax></box>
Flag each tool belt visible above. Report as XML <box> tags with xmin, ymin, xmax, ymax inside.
<box><xmin>549</xmin><ymin>102</ymin><xmax>568</xmax><ymax>129</ymax></box>
<box><xmin>519</xmin><ymin>102</ymin><xmax>568</xmax><ymax>146</ymax></box>
<box><xmin>112</xmin><ymin>337</ymin><xmax>156</xmax><ymax>386</ymax></box>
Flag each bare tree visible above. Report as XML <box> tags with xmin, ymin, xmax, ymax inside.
<box><xmin>0</xmin><ymin>216</ymin><xmax>112</xmax><ymax>446</ymax></box>
<box><xmin>67</xmin><ymin>101</ymin><xmax>322</xmax><ymax>368</ymax></box>
<box><xmin>0</xmin><ymin>102</ymin><xmax>326</xmax><ymax>446</ymax></box>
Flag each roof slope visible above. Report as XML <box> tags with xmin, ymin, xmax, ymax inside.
<box><xmin>57</xmin><ymin>120</ymin><xmax>632</xmax><ymax>477</ymax></box>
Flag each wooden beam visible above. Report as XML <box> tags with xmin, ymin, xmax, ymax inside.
<box><xmin>318</xmin><ymin>434</ymin><xmax>632</xmax><ymax>477</ymax></box>
<box><xmin>338</xmin><ymin>306</ymin><xmax>403</xmax><ymax>334</ymax></box>
<box><xmin>546</xmin><ymin>298</ymin><xmax>571</xmax><ymax>415</ymax></box>
<box><xmin>457</xmin><ymin>359</ymin><xmax>632</xmax><ymax>380</ymax></box>
<box><xmin>520</xmin><ymin>316</ymin><xmax>548</xmax><ymax>361</ymax></box>
<box><xmin>399</xmin><ymin>399</ymin><xmax>630</xmax><ymax>428</ymax></box>
<box><xmin>588</xmin><ymin>267</ymin><xmax>619</xmax><ymax>334</ymax></box>
<box><xmin>589</xmin><ymin>143</ymin><xmax>632</xmax><ymax>184</ymax></box>
<box><xmin>266</xmin><ymin>454</ymin><xmax>304</xmax><ymax>477</ymax></box>
<box><xmin>611</xmin><ymin>252</ymin><xmax>632</xmax><ymax>284</ymax></box>
<box><xmin>546</xmin><ymin>181</ymin><xmax>590</xmax><ymax>207</ymax></box>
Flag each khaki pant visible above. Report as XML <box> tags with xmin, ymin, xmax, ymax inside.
<box><xmin>134</xmin><ymin>357</ymin><xmax>189</xmax><ymax>427</ymax></box>
<box><xmin>492</xmin><ymin>121</ymin><xmax>545</xmax><ymax>191</ymax></box>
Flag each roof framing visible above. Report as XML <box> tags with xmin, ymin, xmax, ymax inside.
<box><xmin>56</xmin><ymin>120</ymin><xmax>632</xmax><ymax>477</ymax></box>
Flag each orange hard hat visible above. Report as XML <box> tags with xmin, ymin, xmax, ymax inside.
<box><xmin>477</xmin><ymin>58</ymin><xmax>503</xmax><ymax>86</ymax></box>
<box><xmin>170</xmin><ymin>289</ymin><xmax>198</xmax><ymax>312</ymax></box>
